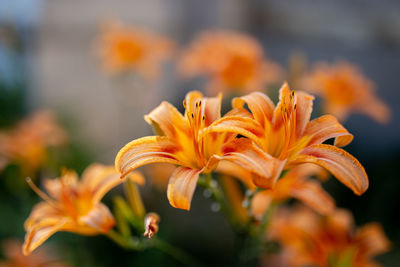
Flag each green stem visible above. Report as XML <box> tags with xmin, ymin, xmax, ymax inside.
<box><xmin>198</xmin><ymin>173</ymin><xmax>236</xmax><ymax>226</ymax></box>
<box><xmin>152</xmin><ymin>238</ymin><xmax>204</xmax><ymax>267</ymax></box>
<box><xmin>105</xmin><ymin>230</ymin><xmax>147</xmax><ymax>250</ymax></box>
<box><xmin>105</xmin><ymin>230</ymin><xmax>203</xmax><ymax>266</ymax></box>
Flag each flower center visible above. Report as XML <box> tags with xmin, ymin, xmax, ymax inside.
<box><xmin>183</xmin><ymin>98</ymin><xmax>209</xmax><ymax>168</ymax></box>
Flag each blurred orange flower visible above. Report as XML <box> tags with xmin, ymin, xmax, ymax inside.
<box><xmin>304</xmin><ymin>61</ymin><xmax>391</xmax><ymax>124</ymax></box>
<box><xmin>116</xmin><ymin>91</ymin><xmax>272</xmax><ymax>210</ymax></box>
<box><xmin>0</xmin><ymin>110</ymin><xmax>67</xmax><ymax>176</ymax></box>
<box><xmin>23</xmin><ymin>163</ymin><xmax>144</xmax><ymax>255</ymax></box>
<box><xmin>251</xmin><ymin>164</ymin><xmax>334</xmax><ymax>219</ymax></box>
<box><xmin>204</xmin><ymin>83</ymin><xmax>368</xmax><ymax>195</ymax></box>
<box><xmin>179</xmin><ymin>31</ymin><xmax>283</xmax><ymax>94</ymax></box>
<box><xmin>267</xmin><ymin>207</ymin><xmax>391</xmax><ymax>267</ymax></box>
<box><xmin>97</xmin><ymin>20</ymin><xmax>174</xmax><ymax>79</ymax></box>
<box><xmin>0</xmin><ymin>239</ymin><xmax>69</xmax><ymax>267</ymax></box>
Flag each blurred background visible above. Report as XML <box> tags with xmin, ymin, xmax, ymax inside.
<box><xmin>0</xmin><ymin>0</ymin><xmax>399</xmax><ymax>266</ymax></box>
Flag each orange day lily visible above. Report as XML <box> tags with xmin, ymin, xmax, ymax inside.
<box><xmin>115</xmin><ymin>91</ymin><xmax>275</xmax><ymax>210</ymax></box>
<box><xmin>23</xmin><ymin>163</ymin><xmax>144</xmax><ymax>255</ymax></box>
<box><xmin>179</xmin><ymin>31</ymin><xmax>283</xmax><ymax>94</ymax></box>
<box><xmin>0</xmin><ymin>110</ymin><xmax>67</xmax><ymax>176</ymax></box>
<box><xmin>303</xmin><ymin>61</ymin><xmax>391</xmax><ymax>124</ymax></box>
<box><xmin>203</xmin><ymin>82</ymin><xmax>368</xmax><ymax>195</ymax></box>
<box><xmin>0</xmin><ymin>239</ymin><xmax>69</xmax><ymax>267</ymax></box>
<box><xmin>251</xmin><ymin>164</ymin><xmax>334</xmax><ymax>219</ymax></box>
<box><xmin>97</xmin><ymin>20</ymin><xmax>174</xmax><ymax>79</ymax></box>
<box><xmin>267</xmin><ymin>206</ymin><xmax>391</xmax><ymax>267</ymax></box>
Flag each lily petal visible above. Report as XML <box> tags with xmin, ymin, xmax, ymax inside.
<box><xmin>200</xmin><ymin>116</ymin><xmax>264</xmax><ymax>145</ymax></box>
<box><xmin>305</xmin><ymin>115</ymin><xmax>353</xmax><ymax>147</ymax></box>
<box><xmin>115</xmin><ymin>136</ymin><xmax>184</xmax><ymax>178</ymax></box>
<box><xmin>81</xmin><ymin>164</ymin><xmax>145</xmax><ymax>203</ymax></box>
<box><xmin>24</xmin><ymin>202</ymin><xmax>62</xmax><ymax>230</ymax></box>
<box><xmin>203</xmin><ymin>92</ymin><xmax>222</xmax><ymax>126</ymax></box>
<box><xmin>290</xmin><ymin>179</ymin><xmax>335</xmax><ymax>215</ymax></box>
<box><xmin>167</xmin><ymin>167</ymin><xmax>201</xmax><ymax>210</ymax></box>
<box><xmin>79</xmin><ymin>203</ymin><xmax>115</xmax><ymax>233</ymax></box>
<box><xmin>290</xmin><ymin>144</ymin><xmax>368</xmax><ymax>195</ymax></box>
<box><xmin>294</xmin><ymin>91</ymin><xmax>315</xmax><ymax>137</ymax></box>
<box><xmin>215</xmin><ymin>160</ymin><xmax>256</xmax><ymax>190</ymax></box>
<box><xmin>144</xmin><ymin>101</ymin><xmax>188</xmax><ymax>137</ymax></box>
<box><xmin>232</xmin><ymin>92</ymin><xmax>275</xmax><ymax>127</ymax></box>
<box><xmin>23</xmin><ymin>218</ymin><xmax>68</xmax><ymax>255</ymax></box>
<box><xmin>215</xmin><ymin>138</ymin><xmax>286</xmax><ymax>188</ymax></box>
<box><xmin>355</xmin><ymin>223</ymin><xmax>391</xmax><ymax>257</ymax></box>
<box><xmin>357</xmin><ymin>97</ymin><xmax>391</xmax><ymax>125</ymax></box>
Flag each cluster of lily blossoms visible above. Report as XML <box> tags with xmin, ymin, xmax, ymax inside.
<box><xmin>15</xmin><ymin>21</ymin><xmax>392</xmax><ymax>266</ymax></box>
<box><xmin>116</xmin><ymin>83</ymin><xmax>368</xmax><ymax>211</ymax></box>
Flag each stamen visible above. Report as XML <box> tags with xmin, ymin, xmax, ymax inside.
<box><xmin>202</xmin><ymin>115</ymin><xmax>205</xmax><ymax>121</ymax></box>
<box><xmin>26</xmin><ymin>177</ymin><xmax>58</xmax><ymax>207</ymax></box>
<box><xmin>182</xmin><ymin>100</ymin><xmax>187</xmax><ymax>108</ymax></box>
<box><xmin>191</xmin><ymin>113</ymin><xmax>194</xmax><ymax>119</ymax></box>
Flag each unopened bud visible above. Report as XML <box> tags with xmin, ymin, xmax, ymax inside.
<box><xmin>143</xmin><ymin>212</ymin><xmax>160</xmax><ymax>238</ymax></box>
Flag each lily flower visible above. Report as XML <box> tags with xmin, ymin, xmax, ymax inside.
<box><xmin>178</xmin><ymin>31</ymin><xmax>283</xmax><ymax>94</ymax></box>
<box><xmin>96</xmin><ymin>20</ymin><xmax>174</xmax><ymax>79</ymax></box>
<box><xmin>203</xmin><ymin>83</ymin><xmax>368</xmax><ymax>195</ymax></box>
<box><xmin>115</xmin><ymin>91</ymin><xmax>273</xmax><ymax>210</ymax></box>
<box><xmin>0</xmin><ymin>110</ymin><xmax>67</xmax><ymax>176</ymax></box>
<box><xmin>0</xmin><ymin>239</ymin><xmax>69</xmax><ymax>267</ymax></box>
<box><xmin>23</xmin><ymin>164</ymin><xmax>144</xmax><ymax>255</ymax></box>
<box><xmin>267</xmin><ymin>206</ymin><xmax>391</xmax><ymax>267</ymax></box>
<box><xmin>303</xmin><ymin>61</ymin><xmax>391</xmax><ymax>124</ymax></box>
<box><xmin>251</xmin><ymin>164</ymin><xmax>335</xmax><ymax>219</ymax></box>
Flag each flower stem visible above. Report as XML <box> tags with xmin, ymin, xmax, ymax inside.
<box><xmin>152</xmin><ymin>238</ymin><xmax>205</xmax><ymax>267</ymax></box>
<box><xmin>198</xmin><ymin>173</ymin><xmax>236</xmax><ymax>226</ymax></box>
<box><xmin>105</xmin><ymin>230</ymin><xmax>203</xmax><ymax>266</ymax></box>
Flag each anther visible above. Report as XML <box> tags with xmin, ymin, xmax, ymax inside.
<box><xmin>191</xmin><ymin>113</ymin><xmax>194</xmax><ymax>118</ymax></box>
<box><xmin>291</xmin><ymin>91</ymin><xmax>295</xmax><ymax>98</ymax></box>
<box><xmin>294</xmin><ymin>104</ymin><xmax>297</xmax><ymax>110</ymax></box>
<box><xmin>202</xmin><ymin>115</ymin><xmax>205</xmax><ymax>120</ymax></box>
<box><xmin>183</xmin><ymin>100</ymin><xmax>187</xmax><ymax>108</ymax></box>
